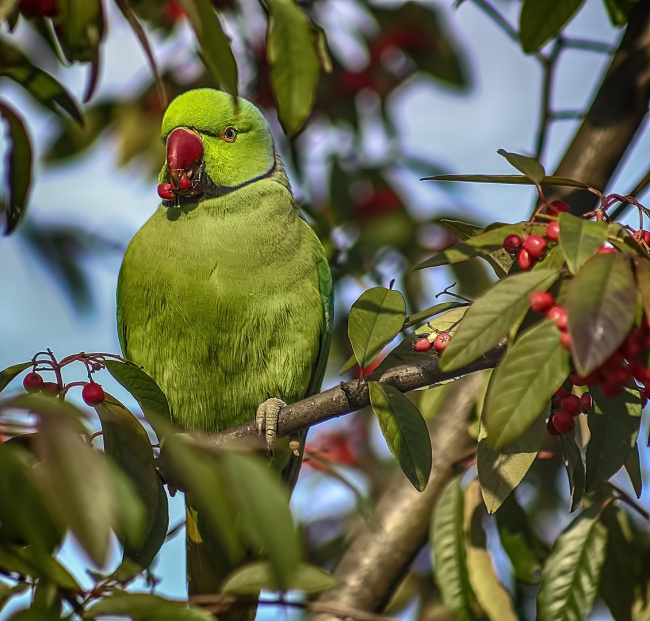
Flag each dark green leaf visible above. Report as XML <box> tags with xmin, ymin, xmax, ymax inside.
<box><xmin>566</xmin><ymin>253</ymin><xmax>637</xmax><ymax>375</ymax></box>
<box><xmin>537</xmin><ymin>505</ymin><xmax>608</xmax><ymax>621</ymax></box>
<box><xmin>586</xmin><ymin>385</ymin><xmax>642</xmax><ymax>493</ymax></box>
<box><xmin>478</xmin><ymin>409</ymin><xmax>547</xmax><ymax>512</ymax></box>
<box><xmin>221</xmin><ymin>451</ymin><xmax>300</xmax><ymax>589</ymax></box>
<box><xmin>0</xmin><ymin>362</ymin><xmax>31</xmax><ymax>394</ymax></box>
<box><xmin>559</xmin><ymin>429</ymin><xmax>585</xmax><ymax>512</ymax></box>
<box><xmin>483</xmin><ymin>320</ymin><xmax>569</xmax><ymax>449</ymax></box>
<box><xmin>0</xmin><ymin>545</ymin><xmax>80</xmax><ymax>591</ymax></box>
<box><xmin>404</xmin><ymin>301</ymin><xmax>467</xmax><ymax>329</ymax></box>
<box><xmin>603</xmin><ymin>0</ymin><xmax>635</xmax><ymax>26</ymax></box>
<box><xmin>623</xmin><ymin>441</ymin><xmax>642</xmax><ymax>499</ymax></box>
<box><xmin>496</xmin><ymin>494</ymin><xmax>549</xmax><ymax>584</ymax></box>
<box><xmin>558</xmin><ymin>212</ymin><xmax>609</xmax><ymax>274</ymax></box>
<box><xmin>368</xmin><ymin>382</ymin><xmax>431</xmax><ymax>491</ymax></box>
<box><xmin>519</xmin><ymin>0</ymin><xmax>586</xmax><ymax>53</ymax></box>
<box><xmin>222</xmin><ymin>561</ymin><xmax>336</xmax><ymax>596</ymax></box>
<box><xmin>104</xmin><ymin>360</ymin><xmax>171</xmax><ymax>423</ymax></box>
<box><xmin>464</xmin><ymin>479</ymin><xmax>518</xmax><ymax>620</ymax></box>
<box><xmin>0</xmin><ymin>102</ymin><xmax>32</xmax><ymax>234</ymax></box>
<box><xmin>431</xmin><ymin>476</ymin><xmax>476</xmax><ymax>621</ymax></box>
<box><xmin>422</xmin><ymin>173</ymin><xmax>590</xmax><ymax>189</ymax></box>
<box><xmin>348</xmin><ymin>287</ymin><xmax>406</xmax><ymax>371</ymax></box>
<box><xmin>83</xmin><ymin>593</ymin><xmax>212</xmax><ymax>619</ymax></box>
<box><xmin>31</xmin><ymin>579</ymin><xmax>61</xmax><ymax>616</ymax></box>
<box><xmin>179</xmin><ymin>0</ymin><xmax>238</xmax><ymax>95</ymax></box>
<box><xmin>497</xmin><ymin>149</ymin><xmax>545</xmax><ymax>184</ymax></box>
<box><xmin>440</xmin><ymin>269</ymin><xmax>561</xmax><ymax>372</ymax></box>
<box><xmin>96</xmin><ymin>393</ymin><xmax>167</xmax><ymax>567</ymax></box>
<box><xmin>9</xmin><ymin>609</ymin><xmax>62</xmax><ymax>620</ymax></box>
<box><xmin>266</xmin><ymin>0</ymin><xmax>322</xmax><ymax>134</ymax></box>
<box><xmin>0</xmin><ymin>581</ymin><xmax>29</xmax><ymax>611</ymax></box>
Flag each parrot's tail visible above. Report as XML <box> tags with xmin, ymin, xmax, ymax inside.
<box><xmin>186</xmin><ymin>506</ymin><xmax>257</xmax><ymax>621</ymax></box>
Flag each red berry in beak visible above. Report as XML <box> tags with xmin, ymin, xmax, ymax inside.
<box><xmin>179</xmin><ymin>173</ymin><xmax>192</xmax><ymax>191</ymax></box>
<box><xmin>166</xmin><ymin>128</ymin><xmax>203</xmax><ymax>190</ymax></box>
<box><xmin>158</xmin><ymin>183</ymin><xmax>175</xmax><ymax>200</ymax></box>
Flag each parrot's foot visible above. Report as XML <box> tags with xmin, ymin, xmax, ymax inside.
<box><xmin>289</xmin><ymin>439</ymin><xmax>301</xmax><ymax>457</ymax></box>
<box><xmin>256</xmin><ymin>397</ymin><xmax>286</xmax><ymax>449</ymax></box>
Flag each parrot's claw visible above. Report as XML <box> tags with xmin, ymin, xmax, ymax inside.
<box><xmin>289</xmin><ymin>440</ymin><xmax>301</xmax><ymax>457</ymax></box>
<box><xmin>256</xmin><ymin>397</ymin><xmax>286</xmax><ymax>449</ymax></box>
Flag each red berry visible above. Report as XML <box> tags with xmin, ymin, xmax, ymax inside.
<box><xmin>546</xmin><ymin>305</ymin><xmax>568</xmax><ymax>331</ymax></box>
<box><xmin>157</xmin><ymin>183</ymin><xmax>175</xmax><ymax>200</ymax></box>
<box><xmin>548</xmin><ymin>200</ymin><xmax>570</xmax><ymax>216</ymax></box>
<box><xmin>554</xmin><ymin>386</ymin><xmax>569</xmax><ymax>399</ymax></box>
<box><xmin>562</xmin><ymin>394</ymin><xmax>581</xmax><ymax>415</ymax></box>
<box><xmin>433</xmin><ymin>332</ymin><xmax>451</xmax><ymax>352</ymax></box>
<box><xmin>601</xmin><ymin>375</ymin><xmax>624</xmax><ymax>398</ymax></box>
<box><xmin>559</xmin><ymin>332</ymin><xmax>572</xmax><ymax>351</ymax></box>
<box><xmin>621</xmin><ymin>332</ymin><xmax>643</xmax><ymax>361</ymax></box>
<box><xmin>546</xmin><ymin>221</ymin><xmax>560</xmax><ymax>242</ymax></box>
<box><xmin>580</xmin><ymin>393</ymin><xmax>592</xmax><ymax>412</ymax></box>
<box><xmin>82</xmin><ymin>382</ymin><xmax>105</xmax><ymax>407</ymax></box>
<box><xmin>179</xmin><ymin>173</ymin><xmax>191</xmax><ymax>191</ymax></box>
<box><xmin>41</xmin><ymin>382</ymin><xmax>60</xmax><ymax>397</ymax></box>
<box><xmin>23</xmin><ymin>372</ymin><xmax>43</xmax><ymax>392</ymax></box>
<box><xmin>552</xmin><ymin>410</ymin><xmax>576</xmax><ymax>434</ymax></box>
<box><xmin>412</xmin><ymin>337</ymin><xmax>432</xmax><ymax>352</ymax></box>
<box><xmin>522</xmin><ymin>234</ymin><xmax>548</xmax><ymax>259</ymax></box>
<box><xmin>19</xmin><ymin>0</ymin><xmax>58</xmax><ymax>18</ymax></box>
<box><xmin>597</xmin><ymin>246</ymin><xmax>617</xmax><ymax>254</ymax></box>
<box><xmin>631</xmin><ymin>360</ymin><xmax>650</xmax><ymax>383</ymax></box>
<box><xmin>503</xmin><ymin>234</ymin><xmax>522</xmax><ymax>254</ymax></box>
<box><xmin>602</xmin><ymin>351</ymin><xmax>625</xmax><ymax>373</ymax></box>
<box><xmin>547</xmin><ymin>419</ymin><xmax>562</xmax><ymax>435</ymax></box>
<box><xmin>529</xmin><ymin>291</ymin><xmax>555</xmax><ymax>313</ymax></box>
<box><xmin>517</xmin><ymin>248</ymin><xmax>533</xmax><ymax>270</ymax></box>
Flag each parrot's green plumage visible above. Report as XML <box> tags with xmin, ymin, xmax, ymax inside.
<box><xmin>116</xmin><ymin>89</ymin><xmax>333</xmax><ymax>613</ymax></box>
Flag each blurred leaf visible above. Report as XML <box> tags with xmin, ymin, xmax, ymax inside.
<box><xmin>267</xmin><ymin>0</ymin><xmax>322</xmax><ymax>134</ymax></box>
<box><xmin>31</xmin><ymin>579</ymin><xmax>61</xmax><ymax>617</ymax></box>
<box><xmin>221</xmin><ymin>451</ymin><xmax>300</xmax><ymax>589</ymax></box>
<box><xmin>0</xmin><ymin>362</ymin><xmax>31</xmax><ymax>394</ymax></box>
<box><xmin>0</xmin><ymin>102</ymin><xmax>32</xmax><ymax>234</ymax></box>
<box><xmin>519</xmin><ymin>0</ymin><xmax>585</xmax><ymax>54</ymax></box>
<box><xmin>105</xmin><ymin>360</ymin><xmax>171</xmax><ymax>423</ymax></box>
<box><xmin>418</xmin><ymin>382</ymin><xmax>451</xmax><ymax>421</ymax></box>
<box><xmin>483</xmin><ymin>320</ymin><xmax>569</xmax><ymax>449</ymax></box>
<box><xmin>537</xmin><ymin>504</ymin><xmax>608</xmax><ymax>621</ymax></box>
<box><xmin>95</xmin><ymin>393</ymin><xmax>168</xmax><ymax>567</ymax></box>
<box><xmin>423</xmin><ymin>174</ymin><xmax>590</xmax><ymax>188</ymax></box>
<box><xmin>404</xmin><ymin>301</ymin><xmax>467</xmax><ymax>330</ymax></box>
<box><xmin>369</xmin><ymin>382</ymin><xmax>431</xmax><ymax>491</ymax></box>
<box><xmin>431</xmin><ymin>476</ymin><xmax>477</xmax><ymax>621</ymax></box>
<box><xmin>477</xmin><ymin>409</ymin><xmax>546</xmax><ymax>512</ymax></box>
<box><xmin>497</xmin><ymin>149</ymin><xmax>545</xmax><ymax>184</ymax></box>
<box><xmin>496</xmin><ymin>494</ymin><xmax>549</xmax><ymax>584</ymax></box>
<box><xmin>439</xmin><ymin>269</ymin><xmax>560</xmax><ymax>372</ymax></box>
<box><xmin>623</xmin><ymin>441</ymin><xmax>642</xmax><ymax>499</ymax></box>
<box><xmin>558</xmin><ymin>212</ymin><xmax>609</xmax><ymax>275</ymax></box>
<box><xmin>9</xmin><ymin>609</ymin><xmax>62</xmax><ymax>620</ymax></box>
<box><xmin>436</xmin><ymin>219</ymin><xmax>483</xmax><ymax>240</ymax></box>
<box><xmin>222</xmin><ymin>561</ymin><xmax>336</xmax><ymax>595</ymax></box>
<box><xmin>0</xmin><ymin>582</ymin><xmax>29</xmax><ymax>611</ymax></box>
<box><xmin>179</xmin><ymin>0</ymin><xmax>238</xmax><ymax>95</ymax></box>
<box><xmin>348</xmin><ymin>286</ymin><xmax>406</xmax><ymax>371</ymax></box>
<box><xmin>84</xmin><ymin>593</ymin><xmax>213</xmax><ymax>619</ymax></box>
<box><xmin>566</xmin><ymin>253</ymin><xmax>637</xmax><ymax>375</ymax></box>
<box><xmin>586</xmin><ymin>385</ymin><xmax>642</xmax><ymax>493</ymax></box>
<box><xmin>603</xmin><ymin>0</ymin><xmax>635</xmax><ymax>25</ymax></box>
<box><xmin>559</xmin><ymin>429</ymin><xmax>585</xmax><ymax>512</ymax></box>
<box><xmin>635</xmin><ymin>257</ymin><xmax>650</xmax><ymax>320</ymax></box>
<box><xmin>464</xmin><ymin>479</ymin><xmax>517</xmax><ymax>621</ymax></box>
<box><xmin>0</xmin><ymin>0</ymin><xmax>19</xmax><ymax>24</ymax></box>
<box><xmin>0</xmin><ymin>544</ymin><xmax>80</xmax><ymax>591</ymax></box>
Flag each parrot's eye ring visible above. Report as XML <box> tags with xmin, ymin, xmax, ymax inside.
<box><xmin>221</xmin><ymin>126</ymin><xmax>237</xmax><ymax>142</ymax></box>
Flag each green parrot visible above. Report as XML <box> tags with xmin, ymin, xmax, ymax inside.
<box><xmin>116</xmin><ymin>88</ymin><xmax>333</xmax><ymax>614</ymax></box>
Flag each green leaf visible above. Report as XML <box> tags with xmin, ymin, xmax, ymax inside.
<box><xmin>0</xmin><ymin>581</ymin><xmax>29</xmax><ymax>611</ymax></box>
<box><xmin>519</xmin><ymin>0</ymin><xmax>586</xmax><ymax>54</ymax></box>
<box><xmin>179</xmin><ymin>0</ymin><xmax>238</xmax><ymax>95</ymax></box>
<box><xmin>477</xmin><ymin>410</ymin><xmax>547</xmax><ymax>512</ymax></box>
<box><xmin>558</xmin><ymin>213</ymin><xmax>609</xmax><ymax>275</ymax></box>
<box><xmin>483</xmin><ymin>320</ymin><xmax>569</xmax><ymax>449</ymax></box>
<box><xmin>415</xmin><ymin>222</ymin><xmax>547</xmax><ymax>270</ymax></box>
<box><xmin>586</xmin><ymin>385</ymin><xmax>642</xmax><ymax>493</ymax></box>
<box><xmin>348</xmin><ymin>287</ymin><xmax>406</xmax><ymax>371</ymax></box>
<box><xmin>404</xmin><ymin>301</ymin><xmax>467</xmax><ymax>329</ymax></box>
<box><xmin>602</xmin><ymin>0</ymin><xmax>635</xmax><ymax>26</ymax></box>
<box><xmin>496</xmin><ymin>494</ymin><xmax>549</xmax><ymax>584</ymax></box>
<box><xmin>368</xmin><ymin>382</ymin><xmax>431</xmax><ymax>491</ymax></box>
<box><xmin>436</xmin><ymin>219</ymin><xmax>484</xmax><ymax>240</ymax></box>
<box><xmin>0</xmin><ymin>362</ymin><xmax>31</xmax><ymax>394</ymax></box>
<box><xmin>266</xmin><ymin>0</ymin><xmax>323</xmax><ymax>133</ymax></box>
<box><xmin>464</xmin><ymin>479</ymin><xmax>518</xmax><ymax>621</ymax></box>
<box><xmin>559</xmin><ymin>429</ymin><xmax>585</xmax><ymax>512</ymax></box>
<box><xmin>537</xmin><ymin>505</ymin><xmax>608</xmax><ymax>621</ymax></box>
<box><xmin>635</xmin><ymin>257</ymin><xmax>650</xmax><ymax>320</ymax></box>
<box><xmin>9</xmin><ymin>610</ymin><xmax>62</xmax><ymax>620</ymax></box>
<box><xmin>222</xmin><ymin>561</ymin><xmax>336</xmax><ymax>596</ymax></box>
<box><xmin>440</xmin><ymin>269</ymin><xmax>561</xmax><ymax>372</ymax></box>
<box><xmin>422</xmin><ymin>173</ymin><xmax>590</xmax><ymax>189</ymax></box>
<box><xmin>623</xmin><ymin>441</ymin><xmax>642</xmax><ymax>499</ymax></box>
<box><xmin>566</xmin><ymin>253</ymin><xmax>637</xmax><ymax>375</ymax></box>
<box><xmin>83</xmin><ymin>593</ymin><xmax>212</xmax><ymax>620</ymax></box>
<box><xmin>221</xmin><ymin>451</ymin><xmax>300</xmax><ymax>589</ymax></box>
<box><xmin>0</xmin><ymin>102</ymin><xmax>32</xmax><ymax>234</ymax></box>
<box><xmin>104</xmin><ymin>360</ymin><xmax>171</xmax><ymax>422</ymax></box>
<box><xmin>431</xmin><ymin>476</ymin><xmax>476</xmax><ymax>621</ymax></box>
<box><xmin>95</xmin><ymin>393</ymin><xmax>168</xmax><ymax>567</ymax></box>
<box><xmin>497</xmin><ymin>149</ymin><xmax>545</xmax><ymax>184</ymax></box>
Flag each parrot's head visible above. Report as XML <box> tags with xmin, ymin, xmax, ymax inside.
<box><xmin>157</xmin><ymin>89</ymin><xmax>275</xmax><ymax>203</ymax></box>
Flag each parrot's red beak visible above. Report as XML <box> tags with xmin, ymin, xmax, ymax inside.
<box><xmin>164</xmin><ymin>127</ymin><xmax>204</xmax><ymax>196</ymax></box>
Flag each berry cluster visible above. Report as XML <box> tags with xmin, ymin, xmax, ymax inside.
<box><xmin>412</xmin><ymin>331</ymin><xmax>452</xmax><ymax>353</ymax></box>
<box><xmin>547</xmin><ymin>388</ymin><xmax>592</xmax><ymax>435</ymax></box>
<box><xmin>528</xmin><ymin>291</ymin><xmax>571</xmax><ymax>350</ymax></box>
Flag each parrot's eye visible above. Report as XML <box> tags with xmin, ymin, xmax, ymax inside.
<box><xmin>221</xmin><ymin>126</ymin><xmax>237</xmax><ymax>142</ymax></box>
